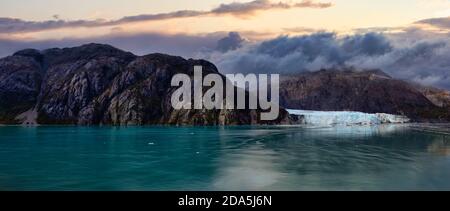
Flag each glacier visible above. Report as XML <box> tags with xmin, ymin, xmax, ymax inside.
<box><xmin>286</xmin><ymin>109</ymin><xmax>410</xmax><ymax>126</ymax></box>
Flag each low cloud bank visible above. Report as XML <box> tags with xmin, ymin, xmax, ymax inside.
<box><xmin>205</xmin><ymin>31</ymin><xmax>450</xmax><ymax>89</ymax></box>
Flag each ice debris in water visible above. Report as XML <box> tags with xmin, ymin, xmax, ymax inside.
<box><xmin>286</xmin><ymin>109</ymin><xmax>410</xmax><ymax>126</ymax></box>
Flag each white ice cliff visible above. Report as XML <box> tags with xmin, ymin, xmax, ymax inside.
<box><xmin>286</xmin><ymin>109</ymin><xmax>410</xmax><ymax>126</ymax></box>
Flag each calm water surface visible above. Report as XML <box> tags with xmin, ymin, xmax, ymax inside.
<box><xmin>0</xmin><ymin>125</ymin><xmax>450</xmax><ymax>190</ymax></box>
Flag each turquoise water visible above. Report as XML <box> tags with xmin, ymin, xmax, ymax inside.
<box><xmin>1</xmin><ymin>125</ymin><xmax>450</xmax><ymax>191</ymax></box>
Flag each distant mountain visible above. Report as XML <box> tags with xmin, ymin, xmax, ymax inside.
<box><xmin>418</xmin><ymin>86</ymin><xmax>450</xmax><ymax>108</ymax></box>
<box><xmin>279</xmin><ymin>69</ymin><xmax>450</xmax><ymax>122</ymax></box>
<box><xmin>0</xmin><ymin>43</ymin><xmax>290</xmax><ymax>125</ymax></box>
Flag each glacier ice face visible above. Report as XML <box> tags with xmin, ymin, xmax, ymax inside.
<box><xmin>375</xmin><ymin>113</ymin><xmax>410</xmax><ymax>124</ymax></box>
<box><xmin>287</xmin><ymin>109</ymin><xmax>410</xmax><ymax>126</ymax></box>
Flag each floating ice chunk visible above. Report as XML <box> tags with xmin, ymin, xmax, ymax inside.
<box><xmin>287</xmin><ymin>109</ymin><xmax>409</xmax><ymax>126</ymax></box>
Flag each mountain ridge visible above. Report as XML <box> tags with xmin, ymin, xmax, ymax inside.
<box><xmin>1</xmin><ymin>43</ymin><xmax>449</xmax><ymax>125</ymax></box>
<box><xmin>0</xmin><ymin>43</ymin><xmax>291</xmax><ymax>125</ymax></box>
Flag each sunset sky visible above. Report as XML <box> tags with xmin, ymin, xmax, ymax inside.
<box><xmin>1</xmin><ymin>0</ymin><xmax>449</xmax><ymax>40</ymax></box>
<box><xmin>1</xmin><ymin>0</ymin><xmax>449</xmax><ymax>88</ymax></box>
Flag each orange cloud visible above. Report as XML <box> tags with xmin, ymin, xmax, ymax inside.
<box><xmin>0</xmin><ymin>0</ymin><xmax>332</xmax><ymax>34</ymax></box>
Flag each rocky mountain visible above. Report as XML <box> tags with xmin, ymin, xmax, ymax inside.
<box><xmin>418</xmin><ymin>86</ymin><xmax>450</xmax><ymax>108</ymax></box>
<box><xmin>2</xmin><ymin>44</ymin><xmax>449</xmax><ymax>125</ymax></box>
<box><xmin>279</xmin><ymin>69</ymin><xmax>450</xmax><ymax>122</ymax></box>
<box><xmin>0</xmin><ymin>43</ymin><xmax>291</xmax><ymax>125</ymax></box>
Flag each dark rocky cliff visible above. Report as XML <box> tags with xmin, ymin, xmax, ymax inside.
<box><xmin>0</xmin><ymin>44</ymin><xmax>290</xmax><ymax>125</ymax></box>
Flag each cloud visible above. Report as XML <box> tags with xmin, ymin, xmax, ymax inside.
<box><xmin>416</xmin><ymin>16</ymin><xmax>450</xmax><ymax>29</ymax></box>
<box><xmin>282</xmin><ymin>26</ymin><xmax>322</xmax><ymax>34</ymax></box>
<box><xmin>215</xmin><ymin>32</ymin><xmax>246</xmax><ymax>52</ymax></box>
<box><xmin>208</xmin><ymin>32</ymin><xmax>392</xmax><ymax>73</ymax></box>
<box><xmin>352</xmin><ymin>26</ymin><xmax>406</xmax><ymax>34</ymax></box>
<box><xmin>348</xmin><ymin>40</ymin><xmax>450</xmax><ymax>88</ymax></box>
<box><xmin>341</xmin><ymin>33</ymin><xmax>392</xmax><ymax>56</ymax></box>
<box><xmin>0</xmin><ymin>0</ymin><xmax>332</xmax><ymax>34</ymax></box>
<box><xmin>203</xmin><ymin>31</ymin><xmax>450</xmax><ymax>89</ymax></box>
<box><xmin>211</xmin><ymin>0</ymin><xmax>332</xmax><ymax>17</ymax></box>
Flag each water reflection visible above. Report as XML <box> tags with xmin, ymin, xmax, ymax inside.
<box><xmin>212</xmin><ymin>125</ymin><xmax>450</xmax><ymax>190</ymax></box>
<box><xmin>1</xmin><ymin>125</ymin><xmax>450</xmax><ymax>190</ymax></box>
<box><xmin>212</xmin><ymin>145</ymin><xmax>284</xmax><ymax>190</ymax></box>
<box><xmin>427</xmin><ymin>138</ymin><xmax>450</xmax><ymax>156</ymax></box>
